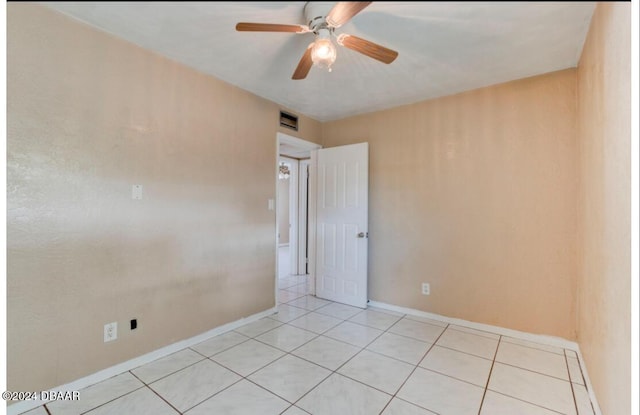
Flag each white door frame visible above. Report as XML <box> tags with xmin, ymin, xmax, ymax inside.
<box><xmin>279</xmin><ymin>155</ymin><xmax>299</xmax><ymax>274</ymax></box>
<box><xmin>308</xmin><ymin>151</ymin><xmax>318</xmax><ymax>296</ymax></box>
<box><xmin>298</xmin><ymin>159</ymin><xmax>311</xmax><ymax>275</ymax></box>
<box><xmin>275</xmin><ymin>133</ymin><xmax>321</xmax><ymax>303</ymax></box>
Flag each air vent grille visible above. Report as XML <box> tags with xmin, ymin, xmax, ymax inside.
<box><xmin>280</xmin><ymin>111</ymin><xmax>298</xmax><ymax>131</ymax></box>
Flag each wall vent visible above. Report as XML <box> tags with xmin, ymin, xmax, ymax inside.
<box><xmin>280</xmin><ymin>111</ymin><xmax>299</xmax><ymax>131</ymax></box>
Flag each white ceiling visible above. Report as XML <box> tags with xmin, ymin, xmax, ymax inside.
<box><xmin>42</xmin><ymin>2</ymin><xmax>596</xmax><ymax>122</ymax></box>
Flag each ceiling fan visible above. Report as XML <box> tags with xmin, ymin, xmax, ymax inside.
<box><xmin>236</xmin><ymin>2</ymin><xmax>399</xmax><ymax>80</ymax></box>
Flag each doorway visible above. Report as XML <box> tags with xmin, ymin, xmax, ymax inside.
<box><xmin>275</xmin><ymin>133</ymin><xmax>321</xmax><ymax>305</ymax></box>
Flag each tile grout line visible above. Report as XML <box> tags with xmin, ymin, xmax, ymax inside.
<box><xmin>322</xmin><ymin>327</ymin><xmax>385</xmax><ymax>348</ymax></box>
<box><xmin>75</xmin><ymin>382</ymin><xmax>147</xmax><ymax>415</ymax></box>
<box><xmin>132</xmin><ymin>352</ymin><xmax>209</xmax><ymax>386</ymax></box>
<box><xmin>344</xmin><ymin>315</ymin><xmax>403</xmax><ymax>332</ymax></box>
<box><xmin>488</xmin><ymin>390</ymin><xmax>567</xmax><ymax>415</ymax></box>
<box><xmin>285</xmin><ymin>319</ymin><xmax>343</xmax><ymax>336</ymax></box>
<box><xmin>444</xmin><ymin>325</ymin><xmax>501</xmax><ymax>340</ymax></box>
<box><xmin>427</xmin><ymin>342</ymin><xmax>495</xmax><ymax>362</ymax></box>
<box><xmin>328</xmin><ymin>313</ymin><xmax>405</xmax><ymax>374</ymax></box>
<box><xmin>41</xmin><ymin>295</ymin><xmax>335</xmax><ymax>415</ymax></box>
<box><xmin>188</xmin><ymin>334</ymin><xmax>253</xmax><ymax>359</ymax></box>
<box><xmin>250</xmin><ymin>329</ymin><xmax>322</xmax><ymax>355</ymax></box>
<box><xmin>168</xmin><ymin>349</ymin><xmax>292</xmax><ymax>414</ymax></box>
<box><xmin>288</xmin><ymin>349</ymin><xmax>383</xmax><ymax>411</ymax></box>
<box><xmin>178</xmin><ymin>373</ymin><xmax>245</xmax><ymax>414</ymax></box>
<box><xmin>283</xmin><ymin>298</ymin><xmax>331</xmax><ymax>311</ymax></box>
<box><xmin>325</xmin><ymin>313</ymin><xmax>414</xmax><ymax>393</ymax></box>
<box><xmin>574</xmin><ymin>354</ymin><xmax>588</xmax><ymax>386</ymax></box>
<box><xmin>195</xmin><ymin>319</ymin><xmax>315</xmax><ymax>410</ymax></box>
<box><xmin>230</xmin><ymin>294</ymin><xmax>335</xmax><ymax>411</ymax></box>
<box><xmin>384</xmin><ymin>327</ymin><xmax>439</xmax><ymax>341</ymax></box>
<box><xmin>484</xmin><ymin>368</ymin><xmax>576</xmax><ymax>413</ymax></box>
<box><xmin>209</xmin><ymin>344</ymin><xmax>289</xmax><ymax>380</ymax></box>
<box><xmin>280</xmin><ymin>288</ymin><xmax>309</xmax><ymax>300</ymax></box>
<box><xmin>287</xmin><ymin>329</ymin><xmax>463</xmax><ymax>390</ymax></box>
<box><xmin>314</xmin><ymin>310</ymin><xmax>363</xmax><ymax>321</ymax></box>
<box><xmin>379</xmin><ymin>320</ymin><xmax>570</xmax><ymax>414</ymax></box>
<box><xmin>266</xmin><ymin>320</ymin><xmax>354</xmax><ymax>410</ymax></box>
<box><xmin>376</xmin><ymin>320</ymin><xmax>451</xmax><ymax>414</ymax></box>
<box><xmin>270</xmin><ymin>301</ymin><xmax>311</xmax><ymax>313</ymax></box>
<box><xmin>388</xmin><ymin>396</ymin><xmax>444</xmax><ymax>415</ymax></box>
<box><xmin>128</xmin><ymin>369</ymin><xmax>187</xmax><ymax>414</ymax></box>
<box><xmin>278</xmin><ymin>405</ymin><xmax>311</xmax><ymax>415</ymax></box>
<box><xmin>476</xmin><ymin>334</ymin><xmax>502</xmax><ymax>415</ymax></box>
<box><xmin>233</xmin><ymin>306</ymin><xmax>564</xmax><ymax>415</ymax></box>
<box><xmin>564</xmin><ymin>349</ymin><xmax>580</xmax><ymax>415</ymax></box>
<box><xmin>356</xmin><ymin>315</ymin><xmax>505</xmax><ymax>371</ymax></box>
<box><xmin>50</xmin><ymin>294</ymin><xmax>586</xmax><ymax>415</ymax></box>
<box><xmin>364</xmin><ymin>342</ymin><xmax>432</xmax><ymax>367</ymax></box>
<box><xmin>500</xmin><ymin>338</ymin><xmax>566</xmax><ymax>356</ymax></box>
<box><xmin>144</xmin><ymin>384</ymin><xmax>184</xmax><ymax>415</ymax></box>
<box><xmin>245</xmin><ymin>367</ymin><xmax>332</xmax><ymax>407</ymax></box>
<box><xmin>416</xmin><ymin>366</ymin><xmax>493</xmax><ymax>390</ymax></box>
<box><xmin>286</xmin><ymin>337</ymin><xmax>362</xmax><ymax>372</ymax></box>
<box><xmin>280</xmin><ymin>301</ymin><xmax>399</xmax><ymax>412</ymax></box>
<box><xmin>493</xmin><ymin>360</ymin><xmax>576</xmax><ymax>383</ymax></box>
<box><xmin>233</xmin><ymin>320</ymin><xmax>286</xmax><ymax>339</ymax></box>
<box><xmin>211</xmin><ymin>305</ymin><xmax>341</xmax><ymax>405</ymax></box>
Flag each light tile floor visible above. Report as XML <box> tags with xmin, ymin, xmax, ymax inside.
<box><xmin>20</xmin><ymin>275</ymin><xmax>597</xmax><ymax>415</ymax></box>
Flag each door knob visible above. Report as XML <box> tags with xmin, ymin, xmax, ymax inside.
<box><xmin>357</xmin><ymin>232</ymin><xmax>366</xmax><ymax>238</ymax></box>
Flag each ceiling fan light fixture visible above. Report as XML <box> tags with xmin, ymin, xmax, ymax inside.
<box><xmin>236</xmin><ymin>2</ymin><xmax>398</xmax><ymax>80</ymax></box>
<box><xmin>311</xmin><ymin>29</ymin><xmax>336</xmax><ymax>72</ymax></box>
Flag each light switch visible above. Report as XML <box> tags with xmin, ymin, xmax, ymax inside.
<box><xmin>268</xmin><ymin>198</ymin><xmax>275</xmax><ymax>210</ymax></box>
<box><xmin>132</xmin><ymin>185</ymin><xmax>143</xmax><ymax>200</ymax></box>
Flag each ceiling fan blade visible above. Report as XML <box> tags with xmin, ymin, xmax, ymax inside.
<box><xmin>292</xmin><ymin>45</ymin><xmax>313</xmax><ymax>80</ymax></box>
<box><xmin>236</xmin><ymin>22</ymin><xmax>307</xmax><ymax>33</ymax></box>
<box><xmin>338</xmin><ymin>34</ymin><xmax>398</xmax><ymax>64</ymax></box>
<box><xmin>327</xmin><ymin>2</ymin><xmax>372</xmax><ymax>28</ymax></box>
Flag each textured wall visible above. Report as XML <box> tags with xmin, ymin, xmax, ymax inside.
<box><xmin>7</xmin><ymin>3</ymin><xmax>321</xmax><ymax>392</ymax></box>
<box><xmin>8</xmin><ymin>3</ymin><xmax>632</xmax><ymax>410</ymax></box>
<box><xmin>322</xmin><ymin>69</ymin><xmax>578</xmax><ymax>339</ymax></box>
<box><xmin>577</xmin><ymin>3</ymin><xmax>631</xmax><ymax>415</ymax></box>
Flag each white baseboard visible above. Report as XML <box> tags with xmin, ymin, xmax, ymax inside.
<box><xmin>10</xmin><ymin>300</ymin><xmax>603</xmax><ymax>415</ymax></box>
<box><xmin>368</xmin><ymin>300</ymin><xmax>602</xmax><ymax>415</ymax></box>
<box><xmin>368</xmin><ymin>300</ymin><xmax>578</xmax><ymax>349</ymax></box>
<box><xmin>7</xmin><ymin>306</ymin><xmax>277</xmax><ymax>415</ymax></box>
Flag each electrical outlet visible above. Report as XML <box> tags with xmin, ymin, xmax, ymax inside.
<box><xmin>132</xmin><ymin>185</ymin><xmax>143</xmax><ymax>200</ymax></box>
<box><xmin>421</xmin><ymin>283</ymin><xmax>430</xmax><ymax>295</ymax></box>
<box><xmin>104</xmin><ymin>322</ymin><xmax>118</xmax><ymax>342</ymax></box>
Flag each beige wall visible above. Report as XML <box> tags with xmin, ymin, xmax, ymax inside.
<box><xmin>7</xmin><ymin>3</ymin><xmax>321</xmax><ymax>392</ymax></box>
<box><xmin>577</xmin><ymin>3</ymin><xmax>631</xmax><ymax>415</ymax></box>
<box><xmin>322</xmin><ymin>69</ymin><xmax>578</xmax><ymax>339</ymax></box>
<box><xmin>8</xmin><ymin>2</ymin><xmax>633</xmax><ymax>410</ymax></box>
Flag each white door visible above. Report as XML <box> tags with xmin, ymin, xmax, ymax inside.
<box><xmin>313</xmin><ymin>143</ymin><xmax>368</xmax><ymax>308</ymax></box>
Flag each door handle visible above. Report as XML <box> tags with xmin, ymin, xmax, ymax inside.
<box><xmin>357</xmin><ymin>232</ymin><xmax>368</xmax><ymax>238</ymax></box>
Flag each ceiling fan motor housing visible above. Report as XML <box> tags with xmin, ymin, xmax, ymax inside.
<box><xmin>304</xmin><ymin>2</ymin><xmax>335</xmax><ymax>33</ymax></box>
<box><xmin>235</xmin><ymin>2</ymin><xmax>397</xmax><ymax>80</ymax></box>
